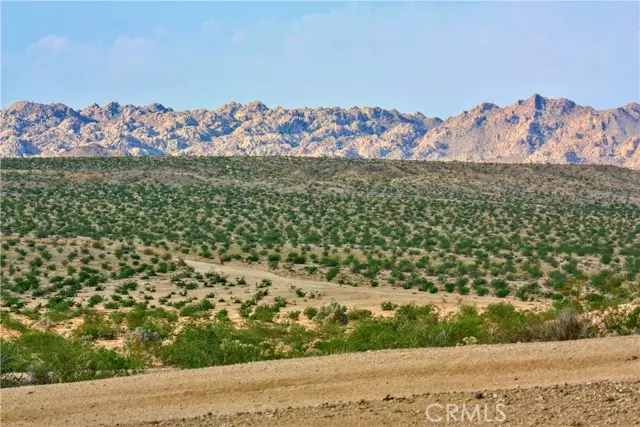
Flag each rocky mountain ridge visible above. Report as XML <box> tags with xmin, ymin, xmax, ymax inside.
<box><xmin>1</xmin><ymin>94</ymin><xmax>639</xmax><ymax>169</ymax></box>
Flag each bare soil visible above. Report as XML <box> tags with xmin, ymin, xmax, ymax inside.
<box><xmin>2</xmin><ymin>335</ymin><xmax>639</xmax><ymax>427</ymax></box>
<box><xmin>184</xmin><ymin>259</ymin><xmax>544</xmax><ymax>319</ymax></box>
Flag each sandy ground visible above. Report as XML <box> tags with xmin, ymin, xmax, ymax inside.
<box><xmin>131</xmin><ymin>380</ymin><xmax>640</xmax><ymax>427</ymax></box>
<box><xmin>184</xmin><ymin>259</ymin><xmax>544</xmax><ymax>317</ymax></box>
<box><xmin>2</xmin><ymin>335</ymin><xmax>639</xmax><ymax>427</ymax></box>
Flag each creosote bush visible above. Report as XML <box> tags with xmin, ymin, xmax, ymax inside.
<box><xmin>154</xmin><ymin>302</ymin><xmax>639</xmax><ymax>370</ymax></box>
<box><xmin>1</xmin><ymin>157</ymin><xmax>639</xmax><ymax>385</ymax></box>
<box><xmin>1</xmin><ymin>331</ymin><xmax>140</xmax><ymax>387</ymax></box>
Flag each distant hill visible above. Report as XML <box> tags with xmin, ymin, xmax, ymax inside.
<box><xmin>1</xmin><ymin>94</ymin><xmax>639</xmax><ymax>168</ymax></box>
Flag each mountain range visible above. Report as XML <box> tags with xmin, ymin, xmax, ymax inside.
<box><xmin>1</xmin><ymin>94</ymin><xmax>639</xmax><ymax>169</ymax></box>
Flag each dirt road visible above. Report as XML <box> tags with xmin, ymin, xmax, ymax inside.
<box><xmin>2</xmin><ymin>335</ymin><xmax>639</xmax><ymax>427</ymax></box>
<box><xmin>184</xmin><ymin>259</ymin><xmax>543</xmax><ymax>315</ymax></box>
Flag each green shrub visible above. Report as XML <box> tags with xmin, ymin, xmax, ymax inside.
<box><xmin>476</xmin><ymin>286</ymin><xmax>489</xmax><ymax>296</ymax></box>
<box><xmin>624</xmin><ymin>306</ymin><xmax>640</xmax><ymax>332</ymax></box>
<box><xmin>495</xmin><ymin>288</ymin><xmax>510</xmax><ymax>298</ymax></box>
<box><xmin>114</xmin><ymin>281</ymin><xmax>137</xmax><ymax>295</ymax></box>
<box><xmin>250</xmin><ymin>304</ymin><xmax>278</xmax><ymax>322</ymax></box>
<box><xmin>74</xmin><ymin>311</ymin><xmax>119</xmax><ymax>340</ymax></box>
<box><xmin>315</xmin><ymin>303</ymin><xmax>348</xmax><ymax>325</ymax></box>
<box><xmin>325</xmin><ymin>267</ymin><xmax>340</xmax><ymax>281</ymax></box>
<box><xmin>526</xmin><ymin>308</ymin><xmax>592</xmax><ymax>342</ymax></box>
<box><xmin>287</xmin><ymin>311</ymin><xmax>300</xmax><ymax>321</ymax></box>
<box><xmin>124</xmin><ymin>307</ymin><xmax>176</xmax><ymax>339</ymax></box>
<box><xmin>215</xmin><ymin>309</ymin><xmax>230</xmax><ymax>321</ymax></box>
<box><xmin>180</xmin><ymin>299</ymin><xmax>214</xmax><ymax>318</ymax></box>
<box><xmin>347</xmin><ymin>308</ymin><xmax>373</xmax><ymax>321</ymax></box>
<box><xmin>87</xmin><ymin>294</ymin><xmax>103</xmax><ymax>307</ymax></box>
<box><xmin>0</xmin><ymin>311</ymin><xmax>28</xmax><ymax>332</ymax></box>
<box><xmin>394</xmin><ymin>304</ymin><xmax>437</xmax><ymax>322</ymax></box>
<box><xmin>1</xmin><ymin>331</ymin><xmax>140</xmax><ymax>386</ymax></box>
<box><xmin>303</xmin><ymin>306</ymin><xmax>318</xmax><ymax>320</ymax></box>
<box><xmin>380</xmin><ymin>301</ymin><xmax>398</xmax><ymax>311</ymax></box>
<box><xmin>161</xmin><ymin>323</ymin><xmax>267</xmax><ymax>368</ymax></box>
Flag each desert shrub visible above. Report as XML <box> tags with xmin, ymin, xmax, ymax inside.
<box><xmin>287</xmin><ymin>311</ymin><xmax>300</xmax><ymax>320</ymax></box>
<box><xmin>495</xmin><ymin>288</ymin><xmax>510</xmax><ymax>298</ymax></box>
<box><xmin>583</xmin><ymin>293</ymin><xmax>609</xmax><ymax>310</ymax></box>
<box><xmin>591</xmin><ymin>305</ymin><xmax>640</xmax><ymax>336</ymax></box>
<box><xmin>74</xmin><ymin>311</ymin><xmax>119</xmax><ymax>340</ymax></box>
<box><xmin>87</xmin><ymin>294</ymin><xmax>103</xmax><ymax>307</ymax></box>
<box><xmin>215</xmin><ymin>309</ymin><xmax>230</xmax><ymax>321</ymax></box>
<box><xmin>104</xmin><ymin>301</ymin><xmax>120</xmax><ymax>310</ymax></box>
<box><xmin>0</xmin><ymin>311</ymin><xmax>28</xmax><ymax>332</ymax></box>
<box><xmin>526</xmin><ymin>308</ymin><xmax>593</xmax><ymax>342</ymax></box>
<box><xmin>303</xmin><ymin>306</ymin><xmax>318</xmax><ymax>320</ymax></box>
<box><xmin>238</xmin><ymin>303</ymin><xmax>253</xmax><ymax>318</ymax></box>
<box><xmin>256</xmin><ymin>279</ymin><xmax>272</xmax><ymax>288</ymax></box>
<box><xmin>316</xmin><ymin>302</ymin><xmax>606</xmax><ymax>355</ymax></box>
<box><xmin>126</xmin><ymin>327</ymin><xmax>162</xmax><ymax>346</ymax></box>
<box><xmin>425</xmin><ymin>306</ymin><xmax>485</xmax><ymax>347</ymax></box>
<box><xmin>315</xmin><ymin>303</ymin><xmax>348</xmax><ymax>325</ymax></box>
<box><xmin>1</xmin><ymin>331</ymin><xmax>140</xmax><ymax>386</ymax></box>
<box><xmin>325</xmin><ymin>267</ymin><xmax>340</xmax><ymax>281</ymax></box>
<box><xmin>3</xmin><ymin>157</ymin><xmax>640</xmax><ymax>383</ymax></box>
<box><xmin>316</xmin><ymin>306</ymin><xmax>476</xmax><ymax>353</ymax></box>
<box><xmin>250</xmin><ymin>304</ymin><xmax>278</xmax><ymax>322</ymax></box>
<box><xmin>380</xmin><ymin>301</ymin><xmax>398</xmax><ymax>311</ymax></box>
<box><xmin>123</xmin><ymin>307</ymin><xmax>176</xmax><ymax>339</ymax></box>
<box><xmin>161</xmin><ymin>323</ymin><xmax>270</xmax><ymax>368</ymax></box>
<box><xmin>205</xmin><ymin>271</ymin><xmax>228</xmax><ymax>285</ymax></box>
<box><xmin>475</xmin><ymin>286</ymin><xmax>489</xmax><ymax>296</ymax></box>
<box><xmin>179</xmin><ymin>299</ymin><xmax>214</xmax><ymax>318</ymax></box>
<box><xmin>417</xmin><ymin>280</ymin><xmax>436</xmax><ymax>292</ymax></box>
<box><xmin>625</xmin><ymin>306</ymin><xmax>640</xmax><ymax>332</ymax></box>
<box><xmin>394</xmin><ymin>304</ymin><xmax>437</xmax><ymax>322</ymax></box>
<box><xmin>347</xmin><ymin>308</ymin><xmax>373</xmax><ymax>321</ymax></box>
<box><xmin>315</xmin><ymin>319</ymin><xmax>410</xmax><ymax>353</ymax></box>
<box><xmin>286</xmin><ymin>252</ymin><xmax>307</xmax><ymax>264</ymax></box>
<box><xmin>114</xmin><ymin>281</ymin><xmax>137</xmax><ymax>295</ymax></box>
<box><xmin>480</xmin><ymin>303</ymin><xmax>532</xmax><ymax>342</ymax></box>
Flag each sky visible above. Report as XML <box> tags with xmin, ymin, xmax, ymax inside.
<box><xmin>1</xmin><ymin>1</ymin><xmax>639</xmax><ymax>118</ymax></box>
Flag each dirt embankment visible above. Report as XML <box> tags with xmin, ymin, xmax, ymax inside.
<box><xmin>2</xmin><ymin>335</ymin><xmax>639</xmax><ymax>427</ymax></box>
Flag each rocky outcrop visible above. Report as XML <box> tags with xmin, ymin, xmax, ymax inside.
<box><xmin>414</xmin><ymin>95</ymin><xmax>640</xmax><ymax>169</ymax></box>
<box><xmin>1</xmin><ymin>95</ymin><xmax>639</xmax><ymax>168</ymax></box>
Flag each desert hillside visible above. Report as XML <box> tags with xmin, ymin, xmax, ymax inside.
<box><xmin>1</xmin><ymin>95</ymin><xmax>639</xmax><ymax>168</ymax></box>
<box><xmin>2</xmin><ymin>157</ymin><xmax>639</xmax><ymax>426</ymax></box>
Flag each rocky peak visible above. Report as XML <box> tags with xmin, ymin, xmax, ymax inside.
<box><xmin>474</xmin><ymin>102</ymin><xmax>499</xmax><ymax>114</ymax></box>
<box><xmin>525</xmin><ymin>93</ymin><xmax>548</xmax><ymax>110</ymax></box>
<box><xmin>96</xmin><ymin>102</ymin><xmax>123</xmax><ymax>120</ymax></box>
<box><xmin>620</xmin><ymin>102</ymin><xmax>640</xmax><ymax>115</ymax></box>
<box><xmin>6</xmin><ymin>101</ymin><xmax>36</xmax><ymax>113</ymax></box>
<box><xmin>213</xmin><ymin>102</ymin><xmax>242</xmax><ymax>118</ymax></box>
<box><xmin>1</xmin><ymin>96</ymin><xmax>638</xmax><ymax>168</ymax></box>
<box><xmin>548</xmin><ymin>98</ymin><xmax>577</xmax><ymax>114</ymax></box>
<box><xmin>3</xmin><ymin>101</ymin><xmax>79</xmax><ymax>123</ymax></box>
<box><xmin>243</xmin><ymin>100</ymin><xmax>268</xmax><ymax>113</ymax></box>
<box><xmin>144</xmin><ymin>103</ymin><xmax>170</xmax><ymax>113</ymax></box>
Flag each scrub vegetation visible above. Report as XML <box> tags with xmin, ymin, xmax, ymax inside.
<box><xmin>1</xmin><ymin>157</ymin><xmax>639</xmax><ymax>386</ymax></box>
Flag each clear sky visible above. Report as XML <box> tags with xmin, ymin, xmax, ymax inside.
<box><xmin>1</xmin><ymin>1</ymin><xmax>638</xmax><ymax>118</ymax></box>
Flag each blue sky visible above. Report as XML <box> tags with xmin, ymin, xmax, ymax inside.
<box><xmin>2</xmin><ymin>1</ymin><xmax>638</xmax><ymax>118</ymax></box>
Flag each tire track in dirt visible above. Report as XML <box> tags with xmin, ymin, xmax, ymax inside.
<box><xmin>2</xmin><ymin>335</ymin><xmax>639</xmax><ymax>427</ymax></box>
<box><xmin>183</xmin><ymin>259</ymin><xmax>543</xmax><ymax>313</ymax></box>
